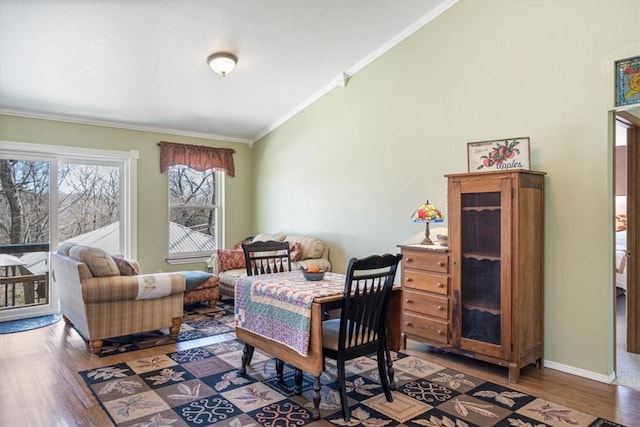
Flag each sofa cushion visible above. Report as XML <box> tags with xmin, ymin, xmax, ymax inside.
<box><xmin>285</xmin><ymin>235</ymin><xmax>325</xmax><ymax>259</ymax></box>
<box><xmin>219</xmin><ymin>268</ymin><xmax>246</xmax><ymax>287</ymax></box>
<box><xmin>182</xmin><ymin>270</ymin><xmax>215</xmax><ymax>292</ymax></box>
<box><xmin>218</xmin><ymin>249</ymin><xmax>246</xmax><ymax>271</ymax></box>
<box><xmin>273</xmin><ymin>242</ymin><xmax>302</xmax><ymax>262</ymax></box>
<box><xmin>57</xmin><ymin>242</ymin><xmax>78</xmax><ymax>256</ymax></box>
<box><xmin>69</xmin><ymin>245</ymin><xmax>120</xmax><ymax>277</ymax></box>
<box><xmin>290</xmin><ymin>242</ymin><xmax>303</xmax><ymax>262</ymax></box>
<box><xmin>253</xmin><ymin>233</ymin><xmax>286</xmax><ymax>242</ymax></box>
<box><xmin>112</xmin><ymin>256</ymin><xmax>139</xmax><ymax>276</ymax></box>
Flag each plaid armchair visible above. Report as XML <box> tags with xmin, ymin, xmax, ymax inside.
<box><xmin>51</xmin><ymin>244</ymin><xmax>185</xmax><ymax>353</ymax></box>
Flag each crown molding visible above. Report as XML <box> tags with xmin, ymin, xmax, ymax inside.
<box><xmin>0</xmin><ymin>109</ymin><xmax>252</xmax><ymax>145</ymax></box>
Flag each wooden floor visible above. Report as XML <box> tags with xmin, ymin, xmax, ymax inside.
<box><xmin>1</xmin><ymin>319</ymin><xmax>639</xmax><ymax>427</ymax></box>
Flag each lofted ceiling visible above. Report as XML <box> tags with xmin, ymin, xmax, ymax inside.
<box><xmin>0</xmin><ymin>0</ymin><xmax>455</xmax><ymax>143</ymax></box>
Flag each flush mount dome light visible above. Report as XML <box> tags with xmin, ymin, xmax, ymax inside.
<box><xmin>207</xmin><ymin>52</ymin><xmax>237</xmax><ymax>77</ymax></box>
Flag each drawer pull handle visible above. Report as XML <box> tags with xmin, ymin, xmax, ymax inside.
<box><xmin>405</xmin><ymin>299</ymin><xmax>412</xmax><ymax>303</ymax></box>
<box><xmin>406</xmin><ymin>257</ymin><xmax>413</xmax><ymax>263</ymax></box>
<box><xmin>437</xmin><ymin>330</ymin><xmax>444</xmax><ymax>335</ymax></box>
<box><xmin>406</xmin><ymin>278</ymin><xmax>413</xmax><ymax>283</ymax></box>
<box><xmin>437</xmin><ymin>262</ymin><xmax>444</xmax><ymax>267</ymax></box>
<box><xmin>437</xmin><ymin>282</ymin><xmax>444</xmax><ymax>288</ymax></box>
<box><xmin>438</xmin><ymin>305</ymin><xmax>444</xmax><ymax>311</ymax></box>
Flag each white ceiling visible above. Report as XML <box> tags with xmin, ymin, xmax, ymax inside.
<box><xmin>0</xmin><ymin>0</ymin><xmax>455</xmax><ymax>143</ymax></box>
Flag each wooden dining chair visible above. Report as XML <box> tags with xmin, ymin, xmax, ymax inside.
<box><xmin>321</xmin><ymin>253</ymin><xmax>403</xmax><ymax>422</ymax></box>
<box><xmin>240</xmin><ymin>240</ymin><xmax>300</xmax><ymax>389</ymax></box>
<box><xmin>241</xmin><ymin>240</ymin><xmax>292</xmax><ymax>276</ymax></box>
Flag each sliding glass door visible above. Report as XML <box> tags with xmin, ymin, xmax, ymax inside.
<box><xmin>0</xmin><ymin>142</ymin><xmax>137</xmax><ymax>321</ymax></box>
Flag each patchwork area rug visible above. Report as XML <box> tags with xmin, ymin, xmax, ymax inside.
<box><xmin>80</xmin><ymin>339</ymin><xmax>625</xmax><ymax>426</ymax></box>
<box><xmin>97</xmin><ymin>301</ymin><xmax>234</xmax><ymax>357</ymax></box>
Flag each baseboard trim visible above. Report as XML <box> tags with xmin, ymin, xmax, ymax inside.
<box><xmin>544</xmin><ymin>359</ymin><xmax>616</xmax><ymax>384</ymax></box>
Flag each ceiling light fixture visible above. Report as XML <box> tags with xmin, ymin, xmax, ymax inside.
<box><xmin>207</xmin><ymin>52</ymin><xmax>237</xmax><ymax>77</ymax></box>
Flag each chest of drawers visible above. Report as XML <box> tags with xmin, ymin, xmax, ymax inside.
<box><xmin>398</xmin><ymin>244</ymin><xmax>449</xmax><ymax>346</ymax></box>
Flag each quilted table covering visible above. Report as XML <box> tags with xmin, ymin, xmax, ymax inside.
<box><xmin>234</xmin><ymin>271</ymin><xmax>345</xmax><ymax>356</ymax></box>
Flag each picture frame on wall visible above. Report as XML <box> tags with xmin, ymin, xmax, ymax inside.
<box><xmin>615</xmin><ymin>55</ymin><xmax>640</xmax><ymax>107</ymax></box>
<box><xmin>467</xmin><ymin>137</ymin><xmax>530</xmax><ymax>173</ymax></box>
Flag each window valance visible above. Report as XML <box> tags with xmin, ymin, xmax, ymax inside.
<box><xmin>159</xmin><ymin>141</ymin><xmax>235</xmax><ymax>177</ymax></box>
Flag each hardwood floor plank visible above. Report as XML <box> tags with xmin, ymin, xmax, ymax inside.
<box><xmin>1</xmin><ymin>320</ymin><xmax>638</xmax><ymax>426</ymax></box>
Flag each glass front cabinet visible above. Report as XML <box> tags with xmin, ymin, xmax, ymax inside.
<box><xmin>447</xmin><ymin>170</ymin><xmax>545</xmax><ymax>382</ymax></box>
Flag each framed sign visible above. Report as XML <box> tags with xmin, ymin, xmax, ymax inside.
<box><xmin>467</xmin><ymin>137</ymin><xmax>530</xmax><ymax>172</ymax></box>
<box><xmin>615</xmin><ymin>55</ymin><xmax>640</xmax><ymax>107</ymax></box>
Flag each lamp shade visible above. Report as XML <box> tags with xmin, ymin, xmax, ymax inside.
<box><xmin>207</xmin><ymin>52</ymin><xmax>237</xmax><ymax>76</ymax></box>
<box><xmin>411</xmin><ymin>200</ymin><xmax>444</xmax><ymax>246</ymax></box>
<box><xmin>411</xmin><ymin>200</ymin><xmax>444</xmax><ymax>223</ymax></box>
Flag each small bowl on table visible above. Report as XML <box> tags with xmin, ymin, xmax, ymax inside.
<box><xmin>301</xmin><ymin>267</ymin><xmax>325</xmax><ymax>281</ymax></box>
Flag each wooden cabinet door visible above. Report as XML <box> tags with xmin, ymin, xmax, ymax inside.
<box><xmin>449</xmin><ymin>174</ymin><xmax>513</xmax><ymax>360</ymax></box>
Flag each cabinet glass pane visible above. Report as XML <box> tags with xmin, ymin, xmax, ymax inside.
<box><xmin>461</xmin><ymin>258</ymin><xmax>501</xmax><ymax>344</ymax></box>
<box><xmin>461</xmin><ymin>210</ymin><xmax>500</xmax><ymax>255</ymax></box>
<box><xmin>461</xmin><ymin>192</ymin><xmax>501</xmax><ymax>208</ymax></box>
<box><xmin>460</xmin><ymin>191</ymin><xmax>501</xmax><ymax>345</ymax></box>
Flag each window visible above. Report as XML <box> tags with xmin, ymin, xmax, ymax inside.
<box><xmin>159</xmin><ymin>140</ymin><xmax>233</xmax><ymax>262</ymax></box>
<box><xmin>167</xmin><ymin>166</ymin><xmax>221</xmax><ymax>261</ymax></box>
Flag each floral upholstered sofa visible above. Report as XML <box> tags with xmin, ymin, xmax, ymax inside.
<box><xmin>208</xmin><ymin>233</ymin><xmax>331</xmax><ymax>298</ymax></box>
<box><xmin>51</xmin><ymin>242</ymin><xmax>200</xmax><ymax>353</ymax></box>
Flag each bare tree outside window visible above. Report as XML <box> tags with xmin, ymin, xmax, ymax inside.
<box><xmin>168</xmin><ymin>166</ymin><xmax>217</xmax><ymax>256</ymax></box>
<box><xmin>0</xmin><ymin>159</ymin><xmax>50</xmax><ymax>245</ymax></box>
<box><xmin>58</xmin><ymin>163</ymin><xmax>120</xmax><ymax>242</ymax></box>
<box><xmin>0</xmin><ymin>160</ymin><xmax>121</xmax><ymax>246</ymax></box>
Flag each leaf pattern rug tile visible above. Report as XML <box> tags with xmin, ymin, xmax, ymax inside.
<box><xmin>96</xmin><ymin>301</ymin><xmax>235</xmax><ymax>357</ymax></box>
<box><xmin>80</xmin><ymin>339</ymin><xmax>626</xmax><ymax>426</ymax></box>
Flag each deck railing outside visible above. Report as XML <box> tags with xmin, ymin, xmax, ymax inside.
<box><xmin>0</xmin><ymin>243</ymin><xmax>50</xmax><ymax>309</ymax></box>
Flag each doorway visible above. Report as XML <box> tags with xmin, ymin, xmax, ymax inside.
<box><xmin>614</xmin><ymin>109</ymin><xmax>640</xmax><ymax>390</ymax></box>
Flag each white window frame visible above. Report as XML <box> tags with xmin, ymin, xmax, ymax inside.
<box><xmin>166</xmin><ymin>167</ymin><xmax>224</xmax><ymax>264</ymax></box>
<box><xmin>0</xmin><ymin>140</ymin><xmax>138</xmax><ymax>321</ymax></box>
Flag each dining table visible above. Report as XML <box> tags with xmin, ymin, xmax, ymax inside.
<box><xmin>234</xmin><ymin>270</ymin><xmax>402</xmax><ymax>419</ymax></box>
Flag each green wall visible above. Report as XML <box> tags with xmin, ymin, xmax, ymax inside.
<box><xmin>0</xmin><ymin>115</ymin><xmax>253</xmax><ymax>273</ymax></box>
<box><xmin>252</xmin><ymin>0</ymin><xmax>640</xmax><ymax>379</ymax></box>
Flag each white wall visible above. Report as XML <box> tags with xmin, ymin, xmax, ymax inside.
<box><xmin>252</xmin><ymin>0</ymin><xmax>640</xmax><ymax>379</ymax></box>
